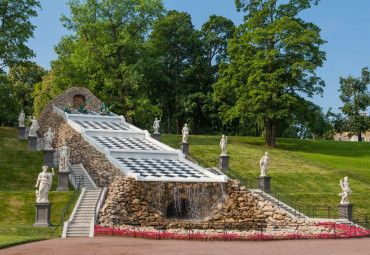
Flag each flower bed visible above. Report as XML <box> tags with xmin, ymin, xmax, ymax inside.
<box><xmin>95</xmin><ymin>223</ymin><xmax>370</xmax><ymax>241</ymax></box>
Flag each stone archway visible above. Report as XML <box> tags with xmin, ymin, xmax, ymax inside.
<box><xmin>73</xmin><ymin>95</ymin><xmax>86</xmax><ymax>109</ymax></box>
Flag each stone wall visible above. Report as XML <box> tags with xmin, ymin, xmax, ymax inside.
<box><xmin>98</xmin><ymin>177</ymin><xmax>300</xmax><ymax>230</ymax></box>
<box><xmin>37</xmin><ymin>87</ymin><xmax>102</xmax><ymax>136</ymax></box>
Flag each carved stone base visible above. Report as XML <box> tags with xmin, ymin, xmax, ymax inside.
<box><xmin>153</xmin><ymin>133</ymin><xmax>161</xmax><ymax>142</ymax></box>
<box><xmin>28</xmin><ymin>136</ymin><xmax>38</xmax><ymax>151</ymax></box>
<box><xmin>180</xmin><ymin>142</ymin><xmax>189</xmax><ymax>155</ymax></box>
<box><xmin>56</xmin><ymin>171</ymin><xmax>71</xmax><ymax>191</ymax></box>
<box><xmin>43</xmin><ymin>149</ymin><xmax>56</xmax><ymax>167</ymax></box>
<box><xmin>18</xmin><ymin>126</ymin><xmax>26</xmax><ymax>139</ymax></box>
<box><xmin>338</xmin><ymin>203</ymin><xmax>354</xmax><ymax>221</ymax></box>
<box><xmin>218</xmin><ymin>155</ymin><xmax>230</xmax><ymax>172</ymax></box>
<box><xmin>257</xmin><ymin>176</ymin><xmax>272</xmax><ymax>193</ymax></box>
<box><xmin>33</xmin><ymin>202</ymin><xmax>53</xmax><ymax>227</ymax></box>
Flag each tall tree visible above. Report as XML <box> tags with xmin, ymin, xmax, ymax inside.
<box><xmin>147</xmin><ymin>10</ymin><xmax>197</xmax><ymax>133</ymax></box>
<box><xmin>58</xmin><ymin>0</ymin><xmax>165</xmax><ymax>124</ymax></box>
<box><xmin>0</xmin><ymin>0</ymin><xmax>40</xmax><ymax>72</ymax></box>
<box><xmin>338</xmin><ymin>67</ymin><xmax>370</xmax><ymax>141</ymax></box>
<box><xmin>7</xmin><ymin>63</ymin><xmax>46</xmax><ymax>116</ymax></box>
<box><xmin>201</xmin><ymin>15</ymin><xmax>235</xmax><ymax>67</ymax></box>
<box><xmin>214</xmin><ymin>0</ymin><xmax>326</xmax><ymax>147</ymax></box>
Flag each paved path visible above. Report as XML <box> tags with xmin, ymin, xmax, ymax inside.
<box><xmin>2</xmin><ymin>237</ymin><xmax>370</xmax><ymax>255</ymax></box>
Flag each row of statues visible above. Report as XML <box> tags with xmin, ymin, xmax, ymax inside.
<box><xmin>18</xmin><ymin>110</ymin><xmax>40</xmax><ymax>137</ymax></box>
<box><xmin>35</xmin><ymin>141</ymin><xmax>70</xmax><ymax>203</ymax></box>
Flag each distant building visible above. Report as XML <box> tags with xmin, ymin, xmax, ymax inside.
<box><xmin>333</xmin><ymin>131</ymin><xmax>370</xmax><ymax>142</ymax></box>
<box><xmin>334</xmin><ymin>113</ymin><xmax>370</xmax><ymax>142</ymax></box>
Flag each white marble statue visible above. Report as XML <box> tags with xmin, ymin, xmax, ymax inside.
<box><xmin>29</xmin><ymin>116</ymin><xmax>40</xmax><ymax>136</ymax></box>
<box><xmin>259</xmin><ymin>152</ymin><xmax>270</xmax><ymax>177</ymax></box>
<box><xmin>153</xmin><ymin>117</ymin><xmax>161</xmax><ymax>134</ymax></box>
<box><xmin>339</xmin><ymin>176</ymin><xmax>352</xmax><ymax>204</ymax></box>
<box><xmin>220</xmin><ymin>134</ymin><xmax>228</xmax><ymax>156</ymax></box>
<box><xmin>43</xmin><ymin>128</ymin><xmax>55</xmax><ymax>150</ymax></box>
<box><xmin>18</xmin><ymin>110</ymin><xmax>25</xmax><ymax>127</ymax></box>
<box><xmin>59</xmin><ymin>141</ymin><xmax>70</xmax><ymax>171</ymax></box>
<box><xmin>182</xmin><ymin>123</ymin><xmax>189</xmax><ymax>143</ymax></box>
<box><xmin>35</xmin><ymin>166</ymin><xmax>55</xmax><ymax>203</ymax></box>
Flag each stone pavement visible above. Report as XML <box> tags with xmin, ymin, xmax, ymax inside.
<box><xmin>2</xmin><ymin>237</ymin><xmax>370</xmax><ymax>255</ymax></box>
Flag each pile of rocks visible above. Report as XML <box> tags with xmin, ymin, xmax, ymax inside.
<box><xmin>98</xmin><ymin>177</ymin><xmax>307</xmax><ymax>230</ymax></box>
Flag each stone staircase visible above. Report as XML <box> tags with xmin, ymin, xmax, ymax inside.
<box><xmin>62</xmin><ymin>165</ymin><xmax>103</xmax><ymax>238</ymax></box>
<box><xmin>64</xmin><ymin>189</ymin><xmax>101</xmax><ymax>237</ymax></box>
<box><xmin>70</xmin><ymin>164</ymin><xmax>97</xmax><ymax>190</ymax></box>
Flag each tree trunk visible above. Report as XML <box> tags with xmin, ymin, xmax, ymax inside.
<box><xmin>358</xmin><ymin>131</ymin><xmax>362</xmax><ymax>142</ymax></box>
<box><xmin>121</xmin><ymin>88</ymin><xmax>133</xmax><ymax>124</ymax></box>
<box><xmin>265</xmin><ymin>118</ymin><xmax>277</xmax><ymax>148</ymax></box>
<box><xmin>176</xmin><ymin>118</ymin><xmax>181</xmax><ymax>135</ymax></box>
<box><xmin>193</xmin><ymin>107</ymin><xmax>200</xmax><ymax>135</ymax></box>
<box><xmin>271</xmin><ymin>118</ymin><xmax>277</xmax><ymax>147</ymax></box>
<box><xmin>167</xmin><ymin>105</ymin><xmax>172</xmax><ymax>134</ymax></box>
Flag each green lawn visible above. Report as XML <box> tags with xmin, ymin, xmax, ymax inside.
<box><xmin>161</xmin><ymin>134</ymin><xmax>370</xmax><ymax>216</ymax></box>
<box><xmin>0</xmin><ymin>127</ymin><xmax>72</xmax><ymax>249</ymax></box>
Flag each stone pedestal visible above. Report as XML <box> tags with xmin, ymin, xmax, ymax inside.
<box><xmin>33</xmin><ymin>202</ymin><xmax>53</xmax><ymax>227</ymax></box>
<box><xmin>257</xmin><ymin>176</ymin><xmax>272</xmax><ymax>193</ymax></box>
<box><xmin>18</xmin><ymin>126</ymin><xmax>26</xmax><ymax>139</ymax></box>
<box><xmin>56</xmin><ymin>171</ymin><xmax>71</xmax><ymax>191</ymax></box>
<box><xmin>28</xmin><ymin>136</ymin><xmax>38</xmax><ymax>151</ymax></box>
<box><xmin>338</xmin><ymin>204</ymin><xmax>354</xmax><ymax>221</ymax></box>
<box><xmin>43</xmin><ymin>149</ymin><xmax>56</xmax><ymax>167</ymax></box>
<box><xmin>180</xmin><ymin>142</ymin><xmax>189</xmax><ymax>155</ymax></box>
<box><xmin>153</xmin><ymin>133</ymin><xmax>161</xmax><ymax>142</ymax></box>
<box><xmin>218</xmin><ymin>155</ymin><xmax>230</xmax><ymax>171</ymax></box>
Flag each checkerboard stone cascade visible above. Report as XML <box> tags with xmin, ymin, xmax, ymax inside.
<box><xmin>52</xmin><ymin>106</ymin><xmax>227</xmax><ymax>183</ymax></box>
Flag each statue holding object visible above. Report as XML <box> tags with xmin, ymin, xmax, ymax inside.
<box><xmin>339</xmin><ymin>176</ymin><xmax>352</xmax><ymax>204</ymax></box>
<box><xmin>43</xmin><ymin>128</ymin><xmax>55</xmax><ymax>150</ymax></box>
<box><xmin>29</xmin><ymin>116</ymin><xmax>40</xmax><ymax>136</ymax></box>
<box><xmin>35</xmin><ymin>166</ymin><xmax>55</xmax><ymax>203</ymax></box>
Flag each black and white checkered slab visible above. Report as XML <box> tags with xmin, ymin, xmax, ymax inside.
<box><xmin>75</xmin><ymin>121</ymin><xmax>129</xmax><ymax>131</ymax></box>
<box><xmin>115</xmin><ymin>158</ymin><xmax>210</xmax><ymax>179</ymax></box>
<box><xmin>92</xmin><ymin>136</ymin><xmax>164</xmax><ymax>150</ymax></box>
<box><xmin>67</xmin><ymin>110</ymin><xmax>117</xmax><ymax>116</ymax></box>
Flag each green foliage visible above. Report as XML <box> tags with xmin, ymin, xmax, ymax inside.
<box><xmin>338</xmin><ymin>67</ymin><xmax>370</xmax><ymax>141</ymax></box>
<box><xmin>161</xmin><ymin>134</ymin><xmax>370</xmax><ymax>216</ymax></box>
<box><xmin>7</xmin><ymin>63</ymin><xmax>46</xmax><ymax>117</ymax></box>
<box><xmin>0</xmin><ymin>74</ymin><xmax>20</xmax><ymax>126</ymax></box>
<box><xmin>0</xmin><ymin>0</ymin><xmax>41</xmax><ymax>72</ymax></box>
<box><xmin>214</xmin><ymin>0</ymin><xmax>326</xmax><ymax>147</ymax></box>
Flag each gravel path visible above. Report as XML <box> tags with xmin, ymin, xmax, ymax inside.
<box><xmin>2</xmin><ymin>237</ymin><xmax>370</xmax><ymax>255</ymax></box>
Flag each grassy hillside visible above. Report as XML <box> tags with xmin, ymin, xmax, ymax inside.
<box><xmin>0</xmin><ymin>127</ymin><xmax>72</xmax><ymax>248</ymax></box>
<box><xmin>161</xmin><ymin>134</ymin><xmax>370</xmax><ymax>216</ymax></box>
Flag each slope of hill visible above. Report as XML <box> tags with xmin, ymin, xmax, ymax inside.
<box><xmin>0</xmin><ymin>127</ymin><xmax>72</xmax><ymax>248</ymax></box>
<box><xmin>161</xmin><ymin>134</ymin><xmax>370</xmax><ymax>216</ymax></box>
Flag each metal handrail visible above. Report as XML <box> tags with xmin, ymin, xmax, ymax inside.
<box><xmin>186</xmin><ymin>153</ymin><xmax>223</xmax><ymax>176</ymax></box>
<box><xmin>94</xmin><ymin>176</ymin><xmax>109</xmax><ymax>225</ymax></box>
<box><xmin>53</xmin><ymin>176</ymin><xmax>84</xmax><ymax>235</ymax></box>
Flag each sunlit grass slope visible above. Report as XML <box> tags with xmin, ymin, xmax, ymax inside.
<box><xmin>161</xmin><ymin>134</ymin><xmax>370</xmax><ymax>216</ymax></box>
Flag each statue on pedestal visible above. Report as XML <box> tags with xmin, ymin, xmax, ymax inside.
<box><xmin>153</xmin><ymin>117</ymin><xmax>161</xmax><ymax>134</ymax></box>
<box><xmin>220</xmin><ymin>134</ymin><xmax>228</xmax><ymax>156</ymax></box>
<box><xmin>182</xmin><ymin>123</ymin><xmax>189</xmax><ymax>143</ymax></box>
<box><xmin>18</xmin><ymin>110</ymin><xmax>25</xmax><ymax>127</ymax></box>
<box><xmin>259</xmin><ymin>152</ymin><xmax>270</xmax><ymax>177</ymax></box>
<box><xmin>43</xmin><ymin>128</ymin><xmax>55</xmax><ymax>150</ymax></box>
<box><xmin>339</xmin><ymin>176</ymin><xmax>352</xmax><ymax>204</ymax></box>
<box><xmin>59</xmin><ymin>141</ymin><xmax>70</xmax><ymax>171</ymax></box>
<box><xmin>35</xmin><ymin>166</ymin><xmax>55</xmax><ymax>203</ymax></box>
<box><xmin>29</xmin><ymin>116</ymin><xmax>40</xmax><ymax>136</ymax></box>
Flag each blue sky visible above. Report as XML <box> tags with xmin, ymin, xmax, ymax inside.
<box><xmin>27</xmin><ymin>0</ymin><xmax>370</xmax><ymax>114</ymax></box>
